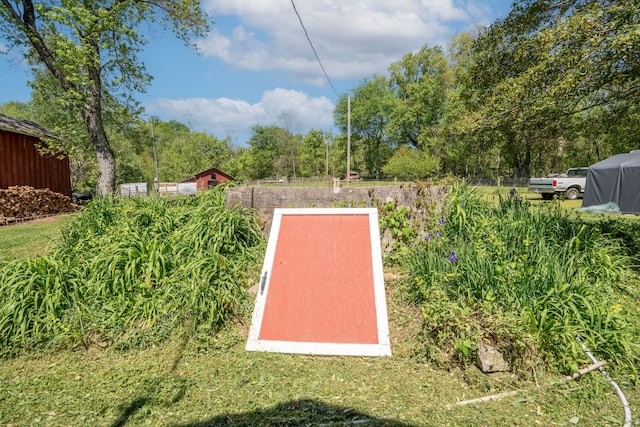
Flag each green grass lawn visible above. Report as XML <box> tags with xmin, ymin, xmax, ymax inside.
<box><xmin>476</xmin><ymin>185</ymin><xmax>640</xmax><ymax>223</ymax></box>
<box><xmin>0</xmin><ymin>281</ymin><xmax>635</xmax><ymax>427</ymax></box>
<box><xmin>0</xmin><ymin>214</ymin><xmax>76</xmax><ymax>260</ymax></box>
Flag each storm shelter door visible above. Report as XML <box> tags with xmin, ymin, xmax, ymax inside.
<box><xmin>246</xmin><ymin>208</ymin><xmax>391</xmax><ymax>356</ymax></box>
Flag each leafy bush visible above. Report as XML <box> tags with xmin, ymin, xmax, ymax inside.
<box><xmin>372</xmin><ymin>181</ymin><xmax>449</xmax><ymax>263</ymax></box>
<box><xmin>0</xmin><ymin>190</ymin><xmax>265</xmax><ymax>355</ymax></box>
<box><xmin>378</xmin><ymin>202</ymin><xmax>418</xmax><ymax>244</ymax></box>
<box><xmin>381</xmin><ymin>146</ymin><xmax>439</xmax><ymax>180</ymax></box>
<box><xmin>407</xmin><ymin>182</ymin><xmax>640</xmax><ymax>378</ymax></box>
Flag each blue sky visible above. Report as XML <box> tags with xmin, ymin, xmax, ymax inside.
<box><xmin>0</xmin><ymin>0</ymin><xmax>513</xmax><ymax>146</ymax></box>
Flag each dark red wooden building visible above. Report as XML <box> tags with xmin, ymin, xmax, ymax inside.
<box><xmin>0</xmin><ymin>114</ymin><xmax>71</xmax><ymax>196</ymax></box>
<box><xmin>181</xmin><ymin>167</ymin><xmax>234</xmax><ymax>191</ymax></box>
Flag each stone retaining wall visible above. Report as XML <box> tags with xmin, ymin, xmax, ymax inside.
<box><xmin>225</xmin><ymin>184</ymin><xmax>446</xmax><ymax>236</ymax></box>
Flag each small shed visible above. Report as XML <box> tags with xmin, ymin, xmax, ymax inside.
<box><xmin>582</xmin><ymin>151</ymin><xmax>640</xmax><ymax>215</ymax></box>
<box><xmin>0</xmin><ymin>114</ymin><xmax>71</xmax><ymax>196</ymax></box>
<box><xmin>181</xmin><ymin>167</ymin><xmax>234</xmax><ymax>191</ymax></box>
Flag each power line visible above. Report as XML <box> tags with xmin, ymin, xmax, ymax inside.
<box><xmin>290</xmin><ymin>0</ymin><xmax>340</xmax><ymax>98</ymax></box>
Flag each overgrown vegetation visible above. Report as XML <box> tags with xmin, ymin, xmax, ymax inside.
<box><xmin>0</xmin><ymin>184</ymin><xmax>638</xmax><ymax>425</ymax></box>
<box><xmin>402</xmin><ymin>183</ymin><xmax>640</xmax><ymax>379</ymax></box>
<box><xmin>0</xmin><ymin>190</ymin><xmax>265</xmax><ymax>355</ymax></box>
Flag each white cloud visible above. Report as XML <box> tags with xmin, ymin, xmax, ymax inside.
<box><xmin>0</xmin><ymin>42</ymin><xmax>7</xmax><ymax>54</ymax></box>
<box><xmin>201</xmin><ymin>0</ymin><xmax>496</xmax><ymax>83</ymax></box>
<box><xmin>199</xmin><ymin>27</ymin><xmax>270</xmax><ymax>71</ymax></box>
<box><xmin>145</xmin><ymin>88</ymin><xmax>335</xmax><ymax>142</ymax></box>
<box><xmin>143</xmin><ymin>1</ymin><xmax>505</xmax><ymax>144</ymax></box>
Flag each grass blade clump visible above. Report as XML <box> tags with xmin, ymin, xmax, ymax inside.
<box><xmin>407</xmin><ymin>182</ymin><xmax>640</xmax><ymax>378</ymax></box>
<box><xmin>0</xmin><ymin>189</ymin><xmax>265</xmax><ymax>355</ymax></box>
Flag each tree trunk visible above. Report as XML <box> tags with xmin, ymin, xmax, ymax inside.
<box><xmin>82</xmin><ymin>106</ymin><xmax>116</xmax><ymax>195</ymax></box>
<box><xmin>94</xmin><ymin>136</ymin><xmax>116</xmax><ymax>195</ymax></box>
<box><xmin>83</xmin><ymin>37</ymin><xmax>116</xmax><ymax>196</ymax></box>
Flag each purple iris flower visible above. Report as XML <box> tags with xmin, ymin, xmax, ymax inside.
<box><xmin>435</xmin><ymin>230</ymin><xmax>442</xmax><ymax>238</ymax></box>
<box><xmin>448</xmin><ymin>251</ymin><xmax>458</xmax><ymax>262</ymax></box>
<box><xmin>439</xmin><ymin>216</ymin><xmax>446</xmax><ymax>225</ymax></box>
<box><xmin>425</xmin><ymin>233</ymin><xmax>432</xmax><ymax>241</ymax></box>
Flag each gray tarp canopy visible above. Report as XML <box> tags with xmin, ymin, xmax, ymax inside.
<box><xmin>582</xmin><ymin>151</ymin><xmax>640</xmax><ymax>215</ymax></box>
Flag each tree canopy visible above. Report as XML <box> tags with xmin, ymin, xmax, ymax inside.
<box><xmin>449</xmin><ymin>0</ymin><xmax>640</xmax><ymax>177</ymax></box>
<box><xmin>0</xmin><ymin>0</ymin><xmax>210</xmax><ymax>194</ymax></box>
<box><xmin>3</xmin><ymin>0</ymin><xmax>638</xmax><ymax>188</ymax></box>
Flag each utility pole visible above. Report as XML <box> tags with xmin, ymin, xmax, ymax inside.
<box><xmin>496</xmin><ymin>151</ymin><xmax>501</xmax><ymax>188</ymax></box>
<box><xmin>347</xmin><ymin>95</ymin><xmax>351</xmax><ymax>187</ymax></box>
<box><xmin>324</xmin><ymin>133</ymin><xmax>329</xmax><ymax>182</ymax></box>
<box><xmin>151</xmin><ymin>117</ymin><xmax>159</xmax><ymax>193</ymax></box>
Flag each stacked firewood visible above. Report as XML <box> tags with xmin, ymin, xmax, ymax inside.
<box><xmin>0</xmin><ymin>186</ymin><xmax>79</xmax><ymax>222</ymax></box>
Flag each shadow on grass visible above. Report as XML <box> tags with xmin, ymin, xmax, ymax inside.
<box><xmin>171</xmin><ymin>397</ymin><xmax>416</xmax><ymax>426</ymax></box>
<box><xmin>110</xmin><ymin>378</ymin><xmax>188</xmax><ymax>427</ymax></box>
<box><xmin>111</xmin><ymin>397</ymin><xmax>150</xmax><ymax>427</ymax></box>
<box><xmin>111</xmin><ymin>335</ymin><xmax>190</xmax><ymax>427</ymax></box>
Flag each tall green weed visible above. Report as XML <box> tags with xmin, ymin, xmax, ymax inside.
<box><xmin>0</xmin><ymin>190</ymin><xmax>265</xmax><ymax>355</ymax></box>
<box><xmin>407</xmin><ymin>182</ymin><xmax>640</xmax><ymax>378</ymax></box>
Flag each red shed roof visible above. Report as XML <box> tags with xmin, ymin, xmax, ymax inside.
<box><xmin>180</xmin><ymin>167</ymin><xmax>234</xmax><ymax>182</ymax></box>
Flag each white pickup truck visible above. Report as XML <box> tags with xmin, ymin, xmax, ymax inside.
<box><xmin>528</xmin><ymin>167</ymin><xmax>589</xmax><ymax>200</ymax></box>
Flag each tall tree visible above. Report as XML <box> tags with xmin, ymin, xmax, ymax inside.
<box><xmin>245</xmin><ymin>125</ymin><xmax>285</xmax><ymax>180</ymax></box>
<box><xmin>0</xmin><ymin>0</ymin><xmax>209</xmax><ymax>194</ymax></box>
<box><xmin>223</xmin><ymin>146</ymin><xmax>253</xmax><ymax>181</ymax></box>
<box><xmin>439</xmin><ymin>31</ymin><xmax>486</xmax><ymax>177</ymax></box>
<box><xmin>460</xmin><ymin>0</ymin><xmax>640</xmax><ymax>176</ymax></box>
<box><xmin>27</xmin><ymin>69</ymin><xmax>144</xmax><ymax>189</ymax></box>
<box><xmin>278</xmin><ymin>111</ymin><xmax>302</xmax><ymax>180</ymax></box>
<box><xmin>387</xmin><ymin>45</ymin><xmax>451</xmax><ymax>147</ymax></box>
<box><xmin>300</xmin><ymin>129</ymin><xmax>327</xmax><ymax>178</ymax></box>
<box><xmin>334</xmin><ymin>76</ymin><xmax>396</xmax><ymax>178</ymax></box>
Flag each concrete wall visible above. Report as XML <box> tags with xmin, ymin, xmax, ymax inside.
<box><xmin>225</xmin><ymin>184</ymin><xmax>446</xmax><ymax>236</ymax></box>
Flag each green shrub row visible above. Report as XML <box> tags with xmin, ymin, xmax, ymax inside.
<box><xmin>0</xmin><ymin>190</ymin><xmax>265</xmax><ymax>355</ymax></box>
<box><xmin>406</xmin><ymin>183</ymin><xmax>640</xmax><ymax>378</ymax></box>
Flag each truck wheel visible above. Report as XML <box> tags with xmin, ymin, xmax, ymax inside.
<box><xmin>541</xmin><ymin>193</ymin><xmax>554</xmax><ymax>200</ymax></box>
<box><xmin>566</xmin><ymin>188</ymin><xmax>579</xmax><ymax>200</ymax></box>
